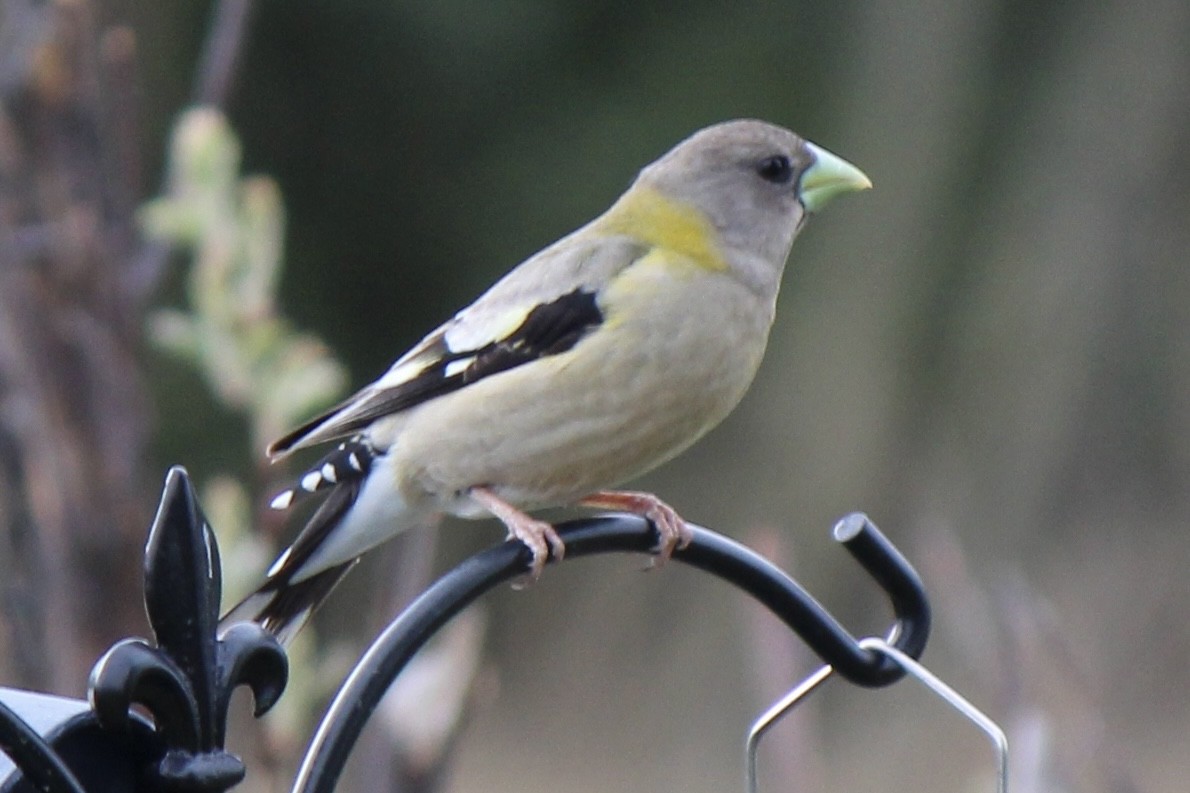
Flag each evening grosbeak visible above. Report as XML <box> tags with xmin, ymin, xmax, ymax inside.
<box><xmin>224</xmin><ymin>119</ymin><xmax>871</xmax><ymax>643</ymax></box>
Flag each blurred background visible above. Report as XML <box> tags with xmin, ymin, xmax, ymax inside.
<box><xmin>1</xmin><ymin>0</ymin><xmax>1187</xmax><ymax>791</ymax></box>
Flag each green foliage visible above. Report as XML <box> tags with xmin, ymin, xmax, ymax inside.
<box><xmin>140</xmin><ymin>108</ymin><xmax>351</xmax><ymax>763</ymax></box>
<box><xmin>143</xmin><ymin>108</ymin><xmax>347</xmax><ymax>453</ymax></box>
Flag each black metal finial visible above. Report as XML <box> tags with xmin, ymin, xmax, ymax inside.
<box><xmin>88</xmin><ymin>467</ymin><xmax>288</xmax><ymax>792</ymax></box>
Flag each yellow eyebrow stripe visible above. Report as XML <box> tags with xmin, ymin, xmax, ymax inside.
<box><xmin>597</xmin><ymin>187</ymin><xmax>728</xmax><ymax>272</ymax></box>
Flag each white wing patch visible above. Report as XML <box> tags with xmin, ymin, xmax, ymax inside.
<box><xmin>443</xmin><ymin>357</ymin><xmax>474</xmax><ymax>378</ymax></box>
<box><xmin>373</xmin><ymin>358</ymin><xmax>433</xmax><ymax>391</ymax></box>
<box><xmin>368</xmin><ymin>304</ymin><xmax>534</xmax><ymax>394</ymax></box>
<box><xmin>444</xmin><ymin>305</ymin><xmax>533</xmax><ymax>354</ymax></box>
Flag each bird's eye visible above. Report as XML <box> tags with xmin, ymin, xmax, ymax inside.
<box><xmin>756</xmin><ymin>155</ymin><xmax>794</xmax><ymax>184</ymax></box>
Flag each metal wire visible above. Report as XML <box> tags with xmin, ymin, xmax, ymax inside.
<box><xmin>744</xmin><ymin>637</ymin><xmax>1008</xmax><ymax>793</ymax></box>
<box><xmin>860</xmin><ymin>638</ymin><xmax>1009</xmax><ymax>793</ymax></box>
<box><xmin>745</xmin><ymin>664</ymin><xmax>833</xmax><ymax>793</ymax></box>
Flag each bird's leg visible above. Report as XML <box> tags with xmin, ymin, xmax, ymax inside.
<box><xmin>577</xmin><ymin>490</ymin><xmax>693</xmax><ymax>566</ymax></box>
<box><xmin>469</xmin><ymin>486</ymin><xmax>565</xmax><ymax>582</ymax></box>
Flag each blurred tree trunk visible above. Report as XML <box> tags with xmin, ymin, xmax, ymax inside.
<box><xmin>0</xmin><ymin>0</ymin><xmax>151</xmax><ymax>693</ymax></box>
<box><xmin>0</xmin><ymin>0</ymin><xmax>259</xmax><ymax>696</ymax></box>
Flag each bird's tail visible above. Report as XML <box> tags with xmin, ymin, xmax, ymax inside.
<box><xmin>220</xmin><ymin>561</ymin><xmax>356</xmax><ymax>646</ymax></box>
<box><xmin>219</xmin><ymin>437</ymin><xmax>378</xmax><ymax>645</ymax></box>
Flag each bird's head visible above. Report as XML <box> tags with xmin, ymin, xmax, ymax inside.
<box><xmin>631</xmin><ymin>119</ymin><xmax>871</xmax><ymax>289</ymax></box>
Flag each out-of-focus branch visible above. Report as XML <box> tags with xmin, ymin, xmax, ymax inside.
<box><xmin>126</xmin><ymin>0</ymin><xmax>257</xmax><ymax>305</ymax></box>
<box><xmin>193</xmin><ymin>0</ymin><xmax>257</xmax><ymax>107</ymax></box>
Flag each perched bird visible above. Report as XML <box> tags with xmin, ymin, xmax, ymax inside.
<box><xmin>224</xmin><ymin>119</ymin><xmax>870</xmax><ymax>643</ymax></box>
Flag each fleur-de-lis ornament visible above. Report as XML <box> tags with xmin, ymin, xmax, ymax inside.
<box><xmin>89</xmin><ymin>467</ymin><xmax>287</xmax><ymax>792</ymax></box>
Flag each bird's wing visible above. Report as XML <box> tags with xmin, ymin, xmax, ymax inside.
<box><xmin>267</xmin><ymin>232</ymin><xmax>646</xmax><ymax>458</ymax></box>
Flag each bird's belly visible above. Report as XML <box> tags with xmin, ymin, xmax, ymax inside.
<box><xmin>390</xmin><ymin>275</ymin><xmax>772</xmax><ymax>514</ymax></box>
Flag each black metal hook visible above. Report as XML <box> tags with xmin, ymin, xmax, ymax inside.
<box><xmin>291</xmin><ymin>511</ymin><xmax>930</xmax><ymax>793</ymax></box>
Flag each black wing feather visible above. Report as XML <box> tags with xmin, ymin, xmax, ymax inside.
<box><xmin>267</xmin><ymin>399</ymin><xmax>367</xmax><ymax>459</ymax></box>
<box><xmin>271</xmin><ymin>288</ymin><xmax>603</xmax><ymax>455</ymax></box>
<box><xmin>459</xmin><ymin>286</ymin><xmax>604</xmax><ymax>382</ymax></box>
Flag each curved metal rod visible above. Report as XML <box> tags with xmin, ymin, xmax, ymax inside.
<box><xmin>682</xmin><ymin>512</ymin><xmax>930</xmax><ymax>684</ymax></box>
<box><xmin>292</xmin><ymin>512</ymin><xmax>930</xmax><ymax>793</ymax></box>
<box><xmin>0</xmin><ymin>700</ymin><xmax>87</xmax><ymax>793</ymax></box>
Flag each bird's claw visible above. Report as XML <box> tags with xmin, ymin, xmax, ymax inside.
<box><xmin>470</xmin><ymin>486</ymin><xmax>567</xmax><ymax>587</ymax></box>
<box><xmin>506</xmin><ymin>516</ymin><xmax>565</xmax><ymax>588</ymax></box>
<box><xmin>639</xmin><ymin>497</ymin><xmax>693</xmax><ymax>569</ymax></box>
<box><xmin>577</xmin><ymin>490</ymin><xmax>692</xmax><ymax>569</ymax></box>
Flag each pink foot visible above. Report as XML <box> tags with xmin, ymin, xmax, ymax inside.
<box><xmin>578</xmin><ymin>490</ymin><xmax>693</xmax><ymax>566</ymax></box>
<box><xmin>470</xmin><ymin>487</ymin><xmax>565</xmax><ymax>583</ymax></box>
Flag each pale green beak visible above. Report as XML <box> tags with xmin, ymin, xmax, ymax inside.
<box><xmin>798</xmin><ymin>141</ymin><xmax>872</xmax><ymax>212</ymax></box>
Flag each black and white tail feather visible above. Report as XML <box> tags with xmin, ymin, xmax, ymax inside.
<box><xmin>220</xmin><ymin>438</ymin><xmax>376</xmax><ymax>645</ymax></box>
